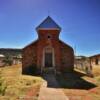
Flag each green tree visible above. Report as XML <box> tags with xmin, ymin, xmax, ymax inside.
<box><xmin>3</xmin><ymin>56</ymin><xmax>13</xmax><ymax>66</ymax></box>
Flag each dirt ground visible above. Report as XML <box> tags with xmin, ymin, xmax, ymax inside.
<box><xmin>56</xmin><ymin>68</ymin><xmax>100</xmax><ymax>100</ymax></box>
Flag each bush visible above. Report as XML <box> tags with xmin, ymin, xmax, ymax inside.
<box><xmin>3</xmin><ymin>56</ymin><xmax>13</xmax><ymax>66</ymax></box>
<box><xmin>0</xmin><ymin>76</ymin><xmax>7</xmax><ymax>96</ymax></box>
<box><xmin>22</xmin><ymin>64</ymin><xmax>39</xmax><ymax>75</ymax></box>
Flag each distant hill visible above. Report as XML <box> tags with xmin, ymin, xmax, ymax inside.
<box><xmin>0</xmin><ymin>48</ymin><xmax>22</xmax><ymax>57</ymax></box>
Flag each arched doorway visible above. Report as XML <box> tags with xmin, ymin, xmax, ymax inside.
<box><xmin>43</xmin><ymin>46</ymin><xmax>55</xmax><ymax>68</ymax></box>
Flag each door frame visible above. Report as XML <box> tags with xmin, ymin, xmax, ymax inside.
<box><xmin>42</xmin><ymin>46</ymin><xmax>55</xmax><ymax>69</ymax></box>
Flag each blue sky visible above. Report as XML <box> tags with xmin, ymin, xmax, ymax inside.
<box><xmin>0</xmin><ymin>0</ymin><xmax>100</xmax><ymax>56</ymax></box>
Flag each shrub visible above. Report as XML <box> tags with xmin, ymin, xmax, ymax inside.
<box><xmin>22</xmin><ymin>64</ymin><xmax>39</xmax><ymax>75</ymax></box>
<box><xmin>3</xmin><ymin>56</ymin><xmax>13</xmax><ymax>66</ymax></box>
<box><xmin>0</xmin><ymin>76</ymin><xmax>7</xmax><ymax>96</ymax></box>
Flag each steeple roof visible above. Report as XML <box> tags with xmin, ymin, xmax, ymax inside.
<box><xmin>36</xmin><ymin>16</ymin><xmax>61</xmax><ymax>31</ymax></box>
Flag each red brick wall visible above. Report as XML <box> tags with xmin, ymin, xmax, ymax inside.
<box><xmin>22</xmin><ymin>41</ymin><xmax>38</xmax><ymax>74</ymax></box>
<box><xmin>37</xmin><ymin>30</ymin><xmax>61</xmax><ymax>70</ymax></box>
<box><xmin>22</xmin><ymin>29</ymin><xmax>74</xmax><ymax>74</ymax></box>
<box><xmin>60</xmin><ymin>40</ymin><xmax>74</xmax><ymax>72</ymax></box>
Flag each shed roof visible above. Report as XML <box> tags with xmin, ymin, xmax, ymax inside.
<box><xmin>90</xmin><ymin>54</ymin><xmax>100</xmax><ymax>58</ymax></box>
<box><xmin>36</xmin><ymin>16</ymin><xmax>61</xmax><ymax>31</ymax></box>
<box><xmin>0</xmin><ymin>54</ymin><xmax>5</xmax><ymax>58</ymax></box>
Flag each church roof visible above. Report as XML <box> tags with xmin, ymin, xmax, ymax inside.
<box><xmin>36</xmin><ymin>16</ymin><xmax>61</xmax><ymax>31</ymax></box>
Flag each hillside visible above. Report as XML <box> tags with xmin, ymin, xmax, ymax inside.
<box><xmin>0</xmin><ymin>48</ymin><xmax>22</xmax><ymax>56</ymax></box>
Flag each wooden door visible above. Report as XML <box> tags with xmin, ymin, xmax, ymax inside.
<box><xmin>45</xmin><ymin>53</ymin><xmax>53</xmax><ymax>67</ymax></box>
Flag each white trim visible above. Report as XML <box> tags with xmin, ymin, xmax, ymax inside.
<box><xmin>52</xmin><ymin>48</ymin><xmax>55</xmax><ymax>67</ymax></box>
<box><xmin>37</xmin><ymin>28</ymin><xmax>60</xmax><ymax>30</ymax></box>
<box><xmin>42</xmin><ymin>46</ymin><xmax>55</xmax><ymax>73</ymax></box>
<box><xmin>37</xmin><ymin>28</ymin><xmax>61</xmax><ymax>32</ymax></box>
<box><xmin>42</xmin><ymin>48</ymin><xmax>45</xmax><ymax>67</ymax></box>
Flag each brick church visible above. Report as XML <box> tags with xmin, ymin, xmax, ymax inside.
<box><xmin>22</xmin><ymin>16</ymin><xmax>74</xmax><ymax>75</ymax></box>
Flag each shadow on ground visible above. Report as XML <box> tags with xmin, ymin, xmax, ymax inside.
<box><xmin>42</xmin><ymin>71</ymin><xmax>97</xmax><ymax>90</ymax></box>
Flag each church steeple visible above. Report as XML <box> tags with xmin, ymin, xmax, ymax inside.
<box><xmin>36</xmin><ymin>16</ymin><xmax>61</xmax><ymax>32</ymax></box>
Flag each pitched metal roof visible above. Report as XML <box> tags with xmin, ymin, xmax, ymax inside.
<box><xmin>36</xmin><ymin>16</ymin><xmax>61</xmax><ymax>31</ymax></box>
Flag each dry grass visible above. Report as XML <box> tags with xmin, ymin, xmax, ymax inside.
<box><xmin>0</xmin><ymin>65</ymin><xmax>43</xmax><ymax>100</ymax></box>
<box><xmin>1</xmin><ymin>64</ymin><xmax>100</xmax><ymax>100</ymax></box>
<box><xmin>92</xmin><ymin>65</ymin><xmax>100</xmax><ymax>77</ymax></box>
